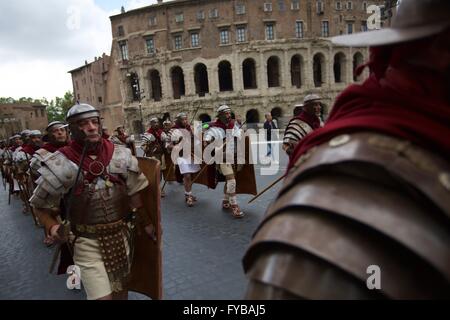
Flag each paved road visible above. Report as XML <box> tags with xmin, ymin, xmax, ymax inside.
<box><xmin>0</xmin><ymin>146</ymin><xmax>288</xmax><ymax>300</ymax></box>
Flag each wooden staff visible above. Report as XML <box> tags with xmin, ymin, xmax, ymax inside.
<box><xmin>248</xmin><ymin>173</ymin><xmax>286</xmax><ymax>204</ymax></box>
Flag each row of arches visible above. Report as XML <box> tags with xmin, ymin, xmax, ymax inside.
<box><xmin>139</xmin><ymin>52</ymin><xmax>365</xmax><ymax>101</ymax></box>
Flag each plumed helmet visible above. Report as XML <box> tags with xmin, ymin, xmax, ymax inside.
<box><xmin>150</xmin><ymin>117</ymin><xmax>159</xmax><ymax>124</ymax></box>
<box><xmin>66</xmin><ymin>103</ymin><xmax>100</xmax><ymax>124</ymax></box>
<box><xmin>332</xmin><ymin>0</ymin><xmax>450</xmax><ymax>47</ymax></box>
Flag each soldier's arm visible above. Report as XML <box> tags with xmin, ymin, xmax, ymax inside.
<box><xmin>34</xmin><ymin>208</ymin><xmax>60</xmax><ymax>237</ymax></box>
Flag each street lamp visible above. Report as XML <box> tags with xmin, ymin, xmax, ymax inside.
<box><xmin>131</xmin><ymin>78</ymin><xmax>145</xmax><ymax>135</ymax></box>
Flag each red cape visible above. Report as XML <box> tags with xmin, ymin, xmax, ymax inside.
<box><xmin>59</xmin><ymin>139</ymin><xmax>117</xmax><ymax>184</ymax></box>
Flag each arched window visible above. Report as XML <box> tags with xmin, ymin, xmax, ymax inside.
<box><xmin>194</xmin><ymin>63</ymin><xmax>209</xmax><ymax>97</ymax></box>
<box><xmin>246</xmin><ymin>109</ymin><xmax>260</xmax><ymax>129</ymax></box>
<box><xmin>171</xmin><ymin>66</ymin><xmax>185</xmax><ymax>99</ymax></box>
<box><xmin>218</xmin><ymin>60</ymin><xmax>233</xmax><ymax>91</ymax></box>
<box><xmin>290</xmin><ymin>54</ymin><xmax>303</xmax><ymax>88</ymax></box>
<box><xmin>148</xmin><ymin>69</ymin><xmax>162</xmax><ymax>101</ymax></box>
<box><xmin>271</xmin><ymin>107</ymin><xmax>282</xmax><ymax>120</ymax></box>
<box><xmin>267</xmin><ymin>56</ymin><xmax>281</xmax><ymax>87</ymax></box>
<box><xmin>313</xmin><ymin>53</ymin><xmax>326</xmax><ymax>87</ymax></box>
<box><xmin>242</xmin><ymin>58</ymin><xmax>257</xmax><ymax>89</ymax></box>
<box><xmin>198</xmin><ymin>113</ymin><xmax>211</xmax><ymax>123</ymax></box>
<box><xmin>353</xmin><ymin>52</ymin><xmax>364</xmax><ymax>81</ymax></box>
<box><xmin>333</xmin><ymin>52</ymin><xmax>346</xmax><ymax>83</ymax></box>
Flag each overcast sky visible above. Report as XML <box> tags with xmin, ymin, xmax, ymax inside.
<box><xmin>0</xmin><ymin>0</ymin><xmax>157</xmax><ymax>100</ymax></box>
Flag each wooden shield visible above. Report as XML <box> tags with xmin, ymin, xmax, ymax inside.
<box><xmin>236</xmin><ymin>136</ymin><xmax>257</xmax><ymax>195</ymax></box>
<box><xmin>128</xmin><ymin>157</ymin><xmax>163</xmax><ymax>300</ymax></box>
<box><xmin>162</xmin><ymin>151</ymin><xmax>177</xmax><ymax>182</ymax></box>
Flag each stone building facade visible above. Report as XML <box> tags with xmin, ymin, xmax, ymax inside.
<box><xmin>68</xmin><ymin>54</ymin><xmax>118</xmax><ymax>128</ymax></box>
<box><xmin>0</xmin><ymin>103</ymin><xmax>48</xmax><ymax>139</ymax></box>
<box><xmin>86</xmin><ymin>0</ymin><xmax>388</xmax><ymax>132</ymax></box>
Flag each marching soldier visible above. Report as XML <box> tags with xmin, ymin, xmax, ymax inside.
<box><xmin>143</xmin><ymin>117</ymin><xmax>168</xmax><ymax>197</ymax></box>
<box><xmin>168</xmin><ymin>112</ymin><xmax>201</xmax><ymax>207</ymax></box>
<box><xmin>29</xmin><ymin>122</ymin><xmax>70</xmax><ymax>246</ymax></box>
<box><xmin>111</xmin><ymin>125</ymin><xmax>136</xmax><ymax>155</ymax></box>
<box><xmin>243</xmin><ymin>0</ymin><xmax>450</xmax><ymax>299</ymax></box>
<box><xmin>282</xmin><ymin>94</ymin><xmax>322</xmax><ymax>156</ymax></box>
<box><xmin>0</xmin><ymin>140</ymin><xmax>6</xmax><ymax>188</ymax></box>
<box><xmin>30</xmin><ymin>104</ymin><xmax>159</xmax><ymax>300</ymax></box>
<box><xmin>162</xmin><ymin>118</ymin><xmax>173</xmax><ymax>133</ymax></box>
<box><xmin>12</xmin><ymin>130</ymin><xmax>38</xmax><ymax>216</ymax></box>
<box><xmin>205</xmin><ymin>105</ymin><xmax>257</xmax><ymax>218</ymax></box>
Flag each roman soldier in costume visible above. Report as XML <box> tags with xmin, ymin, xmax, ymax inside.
<box><xmin>282</xmin><ymin>94</ymin><xmax>322</xmax><ymax>156</ymax></box>
<box><xmin>30</xmin><ymin>104</ymin><xmax>158</xmax><ymax>300</ymax></box>
<box><xmin>29</xmin><ymin>121</ymin><xmax>70</xmax><ymax>245</ymax></box>
<box><xmin>0</xmin><ymin>140</ymin><xmax>6</xmax><ymax>185</ymax></box>
<box><xmin>4</xmin><ymin>135</ymin><xmax>22</xmax><ymax>197</ymax></box>
<box><xmin>142</xmin><ymin>118</ymin><xmax>168</xmax><ymax>197</ymax></box>
<box><xmin>205</xmin><ymin>105</ymin><xmax>257</xmax><ymax>218</ymax></box>
<box><xmin>243</xmin><ymin>0</ymin><xmax>450</xmax><ymax>299</ymax></box>
<box><xmin>111</xmin><ymin>126</ymin><xmax>136</xmax><ymax>155</ymax></box>
<box><xmin>12</xmin><ymin>130</ymin><xmax>40</xmax><ymax>216</ymax></box>
<box><xmin>162</xmin><ymin>119</ymin><xmax>173</xmax><ymax>133</ymax></box>
<box><xmin>143</xmin><ymin>118</ymin><xmax>166</xmax><ymax>163</ymax></box>
<box><xmin>167</xmin><ymin>112</ymin><xmax>201</xmax><ymax>207</ymax></box>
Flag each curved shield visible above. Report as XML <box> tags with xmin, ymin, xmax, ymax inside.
<box><xmin>128</xmin><ymin>157</ymin><xmax>163</xmax><ymax>300</ymax></box>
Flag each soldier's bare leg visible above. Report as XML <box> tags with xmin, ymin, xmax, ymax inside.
<box><xmin>225</xmin><ymin>174</ymin><xmax>243</xmax><ymax>218</ymax></box>
<box><xmin>183</xmin><ymin>173</ymin><xmax>195</xmax><ymax>206</ymax></box>
<box><xmin>222</xmin><ymin>183</ymin><xmax>230</xmax><ymax>209</ymax></box>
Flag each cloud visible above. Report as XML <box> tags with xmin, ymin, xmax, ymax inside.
<box><xmin>0</xmin><ymin>0</ymin><xmax>112</xmax><ymax>100</ymax></box>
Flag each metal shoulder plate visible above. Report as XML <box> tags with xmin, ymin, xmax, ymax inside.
<box><xmin>109</xmin><ymin>145</ymin><xmax>139</xmax><ymax>175</ymax></box>
<box><xmin>37</xmin><ymin>151</ymin><xmax>79</xmax><ymax>194</ymax></box>
<box><xmin>283</xmin><ymin>118</ymin><xmax>313</xmax><ymax>144</ymax></box>
<box><xmin>244</xmin><ymin>132</ymin><xmax>450</xmax><ymax>299</ymax></box>
<box><xmin>29</xmin><ymin>149</ymin><xmax>50</xmax><ymax>174</ymax></box>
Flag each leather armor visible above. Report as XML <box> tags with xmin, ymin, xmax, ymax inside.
<box><xmin>243</xmin><ymin>132</ymin><xmax>450</xmax><ymax>299</ymax></box>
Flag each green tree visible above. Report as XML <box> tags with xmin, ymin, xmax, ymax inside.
<box><xmin>45</xmin><ymin>91</ymin><xmax>74</xmax><ymax>122</ymax></box>
<box><xmin>45</xmin><ymin>99</ymin><xmax>64</xmax><ymax>122</ymax></box>
<box><xmin>0</xmin><ymin>97</ymin><xmax>15</xmax><ymax>104</ymax></box>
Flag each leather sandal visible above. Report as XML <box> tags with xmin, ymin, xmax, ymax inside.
<box><xmin>231</xmin><ymin>204</ymin><xmax>244</xmax><ymax>218</ymax></box>
<box><xmin>185</xmin><ymin>195</ymin><xmax>194</xmax><ymax>207</ymax></box>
